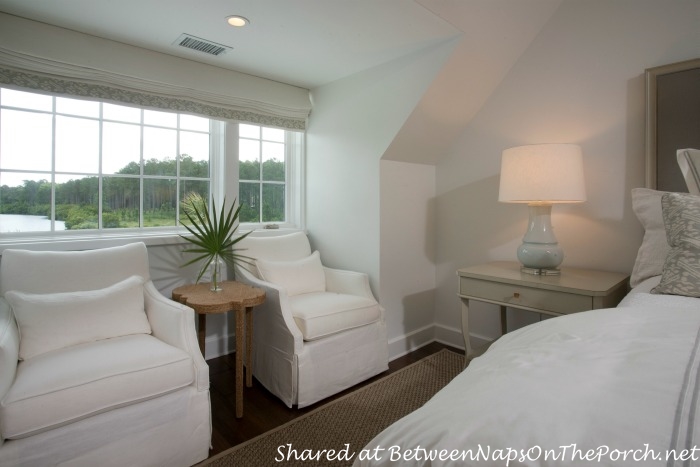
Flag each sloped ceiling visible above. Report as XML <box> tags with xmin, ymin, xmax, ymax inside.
<box><xmin>382</xmin><ymin>0</ymin><xmax>562</xmax><ymax>165</ymax></box>
<box><xmin>0</xmin><ymin>0</ymin><xmax>562</xmax><ymax>164</ymax></box>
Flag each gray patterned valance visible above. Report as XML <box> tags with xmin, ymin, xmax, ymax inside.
<box><xmin>0</xmin><ymin>48</ymin><xmax>308</xmax><ymax>130</ymax></box>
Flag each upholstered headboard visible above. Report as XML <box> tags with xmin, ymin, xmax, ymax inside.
<box><xmin>645</xmin><ymin>58</ymin><xmax>700</xmax><ymax>191</ymax></box>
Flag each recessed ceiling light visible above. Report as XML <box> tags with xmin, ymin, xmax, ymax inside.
<box><xmin>226</xmin><ymin>15</ymin><xmax>249</xmax><ymax>27</ymax></box>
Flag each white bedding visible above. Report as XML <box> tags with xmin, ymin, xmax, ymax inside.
<box><xmin>355</xmin><ymin>290</ymin><xmax>700</xmax><ymax>466</ymax></box>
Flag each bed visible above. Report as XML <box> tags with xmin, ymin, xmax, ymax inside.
<box><xmin>354</xmin><ymin>58</ymin><xmax>700</xmax><ymax>466</ymax></box>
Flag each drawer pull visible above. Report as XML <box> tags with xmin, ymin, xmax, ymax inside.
<box><xmin>513</xmin><ymin>292</ymin><xmax>520</xmax><ymax>299</ymax></box>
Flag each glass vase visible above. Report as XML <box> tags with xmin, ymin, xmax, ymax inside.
<box><xmin>209</xmin><ymin>254</ymin><xmax>225</xmax><ymax>292</ymax></box>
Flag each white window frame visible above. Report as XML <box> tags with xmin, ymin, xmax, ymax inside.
<box><xmin>228</xmin><ymin>122</ymin><xmax>304</xmax><ymax>232</ymax></box>
<box><xmin>0</xmin><ymin>111</ymin><xmax>303</xmax><ymax>252</ymax></box>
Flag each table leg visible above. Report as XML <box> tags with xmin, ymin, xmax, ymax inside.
<box><xmin>245</xmin><ymin>306</ymin><xmax>253</xmax><ymax>388</ymax></box>
<box><xmin>235</xmin><ymin>309</ymin><xmax>244</xmax><ymax>418</ymax></box>
<box><xmin>197</xmin><ymin>313</ymin><xmax>206</xmax><ymax>358</ymax></box>
<box><xmin>460</xmin><ymin>298</ymin><xmax>473</xmax><ymax>365</ymax></box>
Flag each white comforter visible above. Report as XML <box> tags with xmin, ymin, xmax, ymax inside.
<box><xmin>355</xmin><ymin>293</ymin><xmax>700</xmax><ymax>466</ymax></box>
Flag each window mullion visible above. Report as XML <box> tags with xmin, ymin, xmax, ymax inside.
<box><xmin>211</xmin><ymin>121</ymin><xmax>226</xmax><ymax>209</ymax></box>
<box><xmin>51</xmin><ymin>96</ymin><xmax>57</xmax><ymax>232</ymax></box>
<box><xmin>258</xmin><ymin>136</ymin><xmax>262</xmax><ymax>223</ymax></box>
<box><xmin>176</xmin><ymin>114</ymin><xmax>180</xmax><ymax>226</ymax></box>
<box><xmin>139</xmin><ymin>109</ymin><xmax>144</xmax><ymax>229</ymax></box>
<box><xmin>98</xmin><ymin>104</ymin><xmax>103</xmax><ymax>229</ymax></box>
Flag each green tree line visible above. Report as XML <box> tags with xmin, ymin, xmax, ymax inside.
<box><xmin>0</xmin><ymin>156</ymin><xmax>285</xmax><ymax>229</ymax></box>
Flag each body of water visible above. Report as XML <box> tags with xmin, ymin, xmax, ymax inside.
<box><xmin>0</xmin><ymin>214</ymin><xmax>66</xmax><ymax>233</ymax></box>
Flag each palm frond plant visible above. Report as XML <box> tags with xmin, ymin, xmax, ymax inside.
<box><xmin>180</xmin><ymin>193</ymin><xmax>252</xmax><ymax>292</ymax></box>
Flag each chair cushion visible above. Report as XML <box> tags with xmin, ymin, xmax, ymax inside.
<box><xmin>0</xmin><ymin>334</ymin><xmax>194</xmax><ymax>439</ymax></box>
<box><xmin>289</xmin><ymin>292</ymin><xmax>381</xmax><ymax>340</ymax></box>
<box><xmin>238</xmin><ymin>232</ymin><xmax>312</xmax><ymax>279</ymax></box>
<box><xmin>5</xmin><ymin>275</ymin><xmax>151</xmax><ymax>360</ymax></box>
<box><xmin>257</xmin><ymin>251</ymin><xmax>326</xmax><ymax>296</ymax></box>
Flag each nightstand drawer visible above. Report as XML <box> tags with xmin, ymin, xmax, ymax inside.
<box><xmin>460</xmin><ymin>277</ymin><xmax>592</xmax><ymax>314</ymax></box>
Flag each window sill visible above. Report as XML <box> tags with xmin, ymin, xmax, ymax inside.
<box><xmin>0</xmin><ymin>226</ymin><xmax>302</xmax><ymax>254</ymax></box>
<box><xmin>0</xmin><ymin>230</ymin><xmax>189</xmax><ymax>254</ymax></box>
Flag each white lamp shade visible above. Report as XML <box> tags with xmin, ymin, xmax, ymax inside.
<box><xmin>498</xmin><ymin>144</ymin><xmax>586</xmax><ymax>204</ymax></box>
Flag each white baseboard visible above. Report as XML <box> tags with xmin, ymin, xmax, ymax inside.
<box><xmin>387</xmin><ymin>324</ymin><xmax>435</xmax><ymax>360</ymax></box>
<box><xmin>433</xmin><ymin>323</ymin><xmax>492</xmax><ymax>351</ymax></box>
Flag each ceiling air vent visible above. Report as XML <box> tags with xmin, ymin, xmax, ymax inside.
<box><xmin>174</xmin><ymin>33</ymin><xmax>232</xmax><ymax>56</ymax></box>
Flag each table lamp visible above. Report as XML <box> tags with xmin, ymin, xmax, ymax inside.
<box><xmin>498</xmin><ymin>144</ymin><xmax>586</xmax><ymax>275</ymax></box>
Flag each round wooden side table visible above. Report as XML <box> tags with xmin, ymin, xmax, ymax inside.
<box><xmin>172</xmin><ymin>280</ymin><xmax>265</xmax><ymax>418</ymax></box>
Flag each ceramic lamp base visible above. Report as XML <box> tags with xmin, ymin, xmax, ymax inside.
<box><xmin>516</xmin><ymin>203</ymin><xmax>564</xmax><ymax>274</ymax></box>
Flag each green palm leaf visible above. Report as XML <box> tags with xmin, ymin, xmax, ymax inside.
<box><xmin>180</xmin><ymin>194</ymin><xmax>253</xmax><ymax>285</ymax></box>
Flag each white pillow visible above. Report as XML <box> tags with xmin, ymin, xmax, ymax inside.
<box><xmin>630</xmin><ymin>188</ymin><xmax>670</xmax><ymax>288</ymax></box>
<box><xmin>6</xmin><ymin>275</ymin><xmax>151</xmax><ymax>360</ymax></box>
<box><xmin>256</xmin><ymin>251</ymin><xmax>326</xmax><ymax>296</ymax></box>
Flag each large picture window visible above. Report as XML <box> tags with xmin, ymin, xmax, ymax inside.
<box><xmin>0</xmin><ymin>87</ymin><xmax>213</xmax><ymax>233</ymax></box>
<box><xmin>0</xmin><ymin>87</ymin><xmax>304</xmax><ymax>245</ymax></box>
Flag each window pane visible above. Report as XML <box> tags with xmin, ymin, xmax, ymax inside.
<box><xmin>262</xmin><ymin>142</ymin><xmax>284</xmax><ymax>181</ymax></box>
<box><xmin>56</xmin><ymin>97</ymin><xmax>99</xmax><ymax>118</ymax></box>
<box><xmin>236</xmin><ymin>123</ymin><xmax>288</xmax><ymax>225</ymax></box>
<box><xmin>1</xmin><ymin>88</ymin><xmax>52</xmax><ymax>111</ymax></box>
<box><xmin>103</xmin><ymin>177</ymin><xmax>140</xmax><ymax>228</ymax></box>
<box><xmin>239</xmin><ymin>139</ymin><xmax>260</xmax><ymax>180</ymax></box>
<box><xmin>180</xmin><ymin>114</ymin><xmax>209</xmax><ymax>132</ymax></box>
<box><xmin>0</xmin><ymin>173</ymin><xmax>53</xmax><ymax>232</ymax></box>
<box><xmin>103</xmin><ymin>103</ymin><xmax>141</xmax><ymax>123</ymax></box>
<box><xmin>262</xmin><ymin>184</ymin><xmax>284</xmax><ymax>222</ymax></box>
<box><xmin>179</xmin><ymin>131</ymin><xmax>209</xmax><ymax>177</ymax></box>
<box><xmin>55</xmin><ymin>174</ymin><xmax>98</xmax><ymax>230</ymax></box>
<box><xmin>103</xmin><ymin>122</ymin><xmax>141</xmax><ymax>175</ymax></box>
<box><xmin>144</xmin><ymin>109</ymin><xmax>177</xmax><ymax>128</ymax></box>
<box><xmin>55</xmin><ymin>116</ymin><xmax>99</xmax><ymax>173</ymax></box>
<box><xmin>143</xmin><ymin>178</ymin><xmax>176</xmax><ymax>227</ymax></box>
<box><xmin>239</xmin><ymin>182</ymin><xmax>260</xmax><ymax>223</ymax></box>
<box><xmin>262</xmin><ymin>127</ymin><xmax>284</xmax><ymax>143</ymax></box>
<box><xmin>0</xmin><ymin>212</ymin><xmax>55</xmax><ymax>232</ymax></box>
<box><xmin>239</xmin><ymin>124</ymin><xmax>260</xmax><ymax>139</ymax></box>
<box><xmin>143</xmin><ymin>127</ymin><xmax>177</xmax><ymax>175</ymax></box>
<box><xmin>179</xmin><ymin>180</ymin><xmax>209</xmax><ymax>226</ymax></box>
<box><xmin>0</xmin><ymin>109</ymin><xmax>53</xmax><ymax>171</ymax></box>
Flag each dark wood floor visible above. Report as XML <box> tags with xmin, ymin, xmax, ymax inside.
<box><xmin>206</xmin><ymin>341</ymin><xmax>461</xmax><ymax>459</ymax></box>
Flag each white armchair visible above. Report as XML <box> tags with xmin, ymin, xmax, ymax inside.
<box><xmin>235</xmin><ymin>231</ymin><xmax>388</xmax><ymax>408</ymax></box>
<box><xmin>0</xmin><ymin>242</ymin><xmax>211</xmax><ymax>467</ymax></box>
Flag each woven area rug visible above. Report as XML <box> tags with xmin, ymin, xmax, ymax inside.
<box><xmin>200</xmin><ymin>349</ymin><xmax>463</xmax><ymax>467</ymax></box>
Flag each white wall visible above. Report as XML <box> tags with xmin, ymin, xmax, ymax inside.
<box><xmin>434</xmin><ymin>0</ymin><xmax>700</xmax><ymax>348</ymax></box>
<box><xmin>380</xmin><ymin>160</ymin><xmax>436</xmax><ymax>357</ymax></box>
<box><xmin>306</xmin><ymin>39</ymin><xmax>458</xmax><ymax>357</ymax></box>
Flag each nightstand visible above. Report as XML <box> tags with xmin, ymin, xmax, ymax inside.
<box><xmin>457</xmin><ymin>261</ymin><xmax>629</xmax><ymax>359</ymax></box>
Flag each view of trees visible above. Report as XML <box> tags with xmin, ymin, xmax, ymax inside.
<box><xmin>0</xmin><ymin>155</ymin><xmax>285</xmax><ymax>230</ymax></box>
<box><xmin>238</xmin><ymin>158</ymin><xmax>285</xmax><ymax>223</ymax></box>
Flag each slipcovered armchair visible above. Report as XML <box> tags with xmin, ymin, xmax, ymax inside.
<box><xmin>235</xmin><ymin>231</ymin><xmax>388</xmax><ymax>408</ymax></box>
<box><xmin>0</xmin><ymin>242</ymin><xmax>210</xmax><ymax>467</ymax></box>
